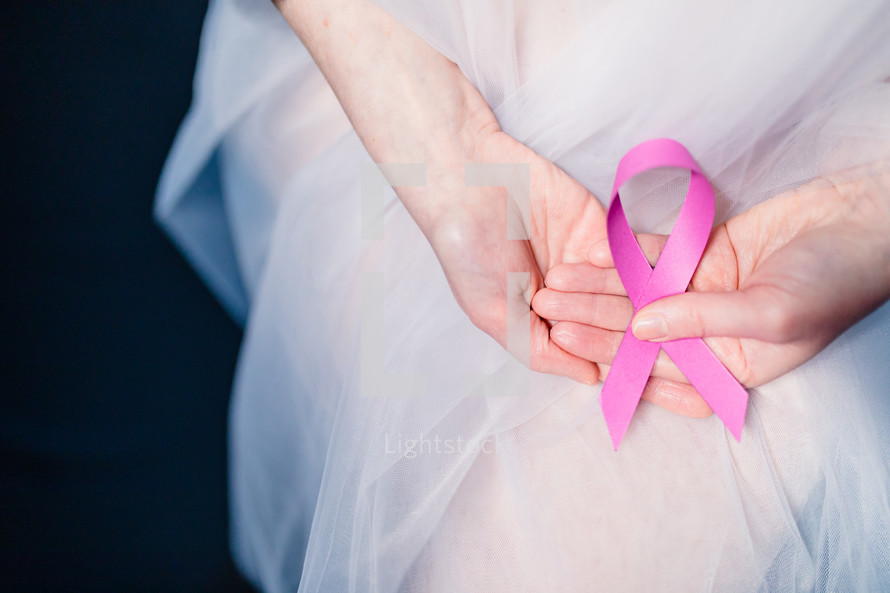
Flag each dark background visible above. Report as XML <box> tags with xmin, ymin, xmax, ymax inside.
<box><xmin>2</xmin><ymin>3</ymin><xmax>255</xmax><ymax>591</ymax></box>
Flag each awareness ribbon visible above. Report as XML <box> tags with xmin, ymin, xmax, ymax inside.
<box><xmin>601</xmin><ymin>138</ymin><xmax>749</xmax><ymax>450</ymax></box>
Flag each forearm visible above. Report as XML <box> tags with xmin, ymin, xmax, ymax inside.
<box><xmin>272</xmin><ymin>0</ymin><xmax>498</xmax><ymax>229</ymax></box>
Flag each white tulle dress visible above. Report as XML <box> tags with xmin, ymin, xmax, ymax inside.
<box><xmin>155</xmin><ymin>0</ymin><xmax>890</xmax><ymax>591</ymax></box>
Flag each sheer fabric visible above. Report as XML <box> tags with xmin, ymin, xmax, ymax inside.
<box><xmin>155</xmin><ymin>0</ymin><xmax>890</xmax><ymax>591</ymax></box>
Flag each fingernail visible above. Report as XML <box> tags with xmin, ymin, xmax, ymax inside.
<box><xmin>632</xmin><ymin>314</ymin><xmax>667</xmax><ymax>340</ymax></box>
<box><xmin>550</xmin><ymin>326</ymin><xmax>571</xmax><ymax>345</ymax></box>
<box><xmin>577</xmin><ymin>373</ymin><xmax>598</xmax><ymax>387</ymax></box>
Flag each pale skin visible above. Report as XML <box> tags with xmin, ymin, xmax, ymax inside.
<box><xmin>272</xmin><ymin>0</ymin><xmax>890</xmax><ymax>417</ymax></box>
<box><xmin>273</xmin><ymin>0</ymin><xmax>612</xmax><ymax>386</ymax></box>
<box><xmin>536</xmin><ymin>166</ymin><xmax>890</xmax><ymax>415</ymax></box>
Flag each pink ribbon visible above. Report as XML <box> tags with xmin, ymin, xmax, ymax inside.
<box><xmin>601</xmin><ymin>138</ymin><xmax>749</xmax><ymax>449</ymax></box>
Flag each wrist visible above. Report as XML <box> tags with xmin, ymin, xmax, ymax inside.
<box><xmin>275</xmin><ymin>0</ymin><xmax>499</xmax><ymax>231</ymax></box>
<box><xmin>832</xmin><ymin>164</ymin><xmax>890</xmax><ymax>281</ymax></box>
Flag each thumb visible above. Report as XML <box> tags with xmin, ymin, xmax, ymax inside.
<box><xmin>631</xmin><ymin>285</ymin><xmax>796</xmax><ymax>343</ymax></box>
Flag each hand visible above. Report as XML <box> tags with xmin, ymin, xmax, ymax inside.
<box><xmin>275</xmin><ymin>0</ymin><xmax>613</xmax><ymax>384</ymax></box>
<box><xmin>421</xmin><ymin>127</ymin><xmax>609</xmax><ymax>385</ymax></box>
<box><xmin>533</xmin><ymin>165</ymin><xmax>890</xmax><ymax>416</ymax></box>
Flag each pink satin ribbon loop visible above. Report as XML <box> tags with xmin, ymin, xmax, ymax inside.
<box><xmin>601</xmin><ymin>138</ymin><xmax>749</xmax><ymax>450</ymax></box>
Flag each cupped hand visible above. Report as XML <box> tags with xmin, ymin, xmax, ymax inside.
<box><xmin>414</xmin><ymin>126</ymin><xmax>609</xmax><ymax>386</ymax></box>
<box><xmin>533</xmin><ymin>166</ymin><xmax>890</xmax><ymax>415</ymax></box>
<box><xmin>275</xmin><ymin>0</ymin><xmax>688</xmax><ymax>396</ymax></box>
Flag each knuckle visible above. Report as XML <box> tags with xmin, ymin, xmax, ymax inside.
<box><xmin>760</xmin><ymin>299</ymin><xmax>797</xmax><ymax>342</ymax></box>
<box><xmin>681</xmin><ymin>302</ymin><xmax>708</xmax><ymax>337</ymax></box>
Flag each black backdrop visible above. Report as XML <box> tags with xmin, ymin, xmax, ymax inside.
<box><xmin>1</xmin><ymin>3</ymin><xmax>255</xmax><ymax>591</ymax></box>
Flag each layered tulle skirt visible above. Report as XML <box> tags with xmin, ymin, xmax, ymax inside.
<box><xmin>156</xmin><ymin>0</ymin><xmax>890</xmax><ymax>590</ymax></box>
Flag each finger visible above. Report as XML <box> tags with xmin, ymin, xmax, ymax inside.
<box><xmin>549</xmin><ymin>322</ymin><xmax>687</xmax><ymax>383</ymax></box>
<box><xmin>468</xmin><ymin>283</ymin><xmax>601</xmax><ymax>386</ymax></box>
<box><xmin>544</xmin><ymin>263</ymin><xmax>626</xmax><ymax>295</ymax></box>
<box><xmin>531</xmin><ymin>288</ymin><xmax>634</xmax><ymax>331</ymax></box>
<box><xmin>638</xmin><ymin>234</ymin><xmax>669</xmax><ymax>266</ymax></box>
<box><xmin>597</xmin><ymin>365</ymin><xmax>712</xmax><ymax>418</ymax></box>
<box><xmin>630</xmin><ymin>285</ymin><xmax>798</xmax><ymax>343</ymax></box>
<box><xmin>640</xmin><ymin>376</ymin><xmax>713</xmax><ymax>418</ymax></box>
<box><xmin>528</xmin><ymin>312</ymin><xmax>601</xmax><ymax>386</ymax></box>
<box><xmin>587</xmin><ymin>234</ymin><xmax>669</xmax><ymax>268</ymax></box>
